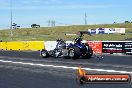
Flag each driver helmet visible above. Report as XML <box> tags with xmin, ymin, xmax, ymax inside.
<box><xmin>74</xmin><ymin>38</ymin><xmax>82</xmax><ymax>43</ymax></box>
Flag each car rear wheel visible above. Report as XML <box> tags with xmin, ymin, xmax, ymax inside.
<box><xmin>84</xmin><ymin>47</ymin><xmax>93</xmax><ymax>59</ymax></box>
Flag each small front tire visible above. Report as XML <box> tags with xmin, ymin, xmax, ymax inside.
<box><xmin>40</xmin><ymin>50</ymin><xmax>49</xmax><ymax>58</ymax></box>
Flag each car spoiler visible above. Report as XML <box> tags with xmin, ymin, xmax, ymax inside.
<box><xmin>78</xmin><ymin>31</ymin><xmax>91</xmax><ymax>36</ymax></box>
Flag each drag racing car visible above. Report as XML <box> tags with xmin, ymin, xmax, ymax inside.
<box><xmin>40</xmin><ymin>31</ymin><xmax>93</xmax><ymax>59</ymax></box>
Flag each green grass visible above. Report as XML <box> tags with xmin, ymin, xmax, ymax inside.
<box><xmin>0</xmin><ymin>23</ymin><xmax>132</xmax><ymax>41</ymax></box>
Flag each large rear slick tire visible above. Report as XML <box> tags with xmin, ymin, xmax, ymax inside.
<box><xmin>84</xmin><ymin>47</ymin><xmax>93</xmax><ymax>59</ymax></box>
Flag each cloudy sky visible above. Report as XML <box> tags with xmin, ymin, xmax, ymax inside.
<box><xmin>0</xmin><ymin>0</ymin><xmax>132</xmax><ymax>29</ymax></box>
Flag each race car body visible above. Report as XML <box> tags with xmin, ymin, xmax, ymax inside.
<box><xmin>40</xmin><ymin>31</ymin><xmax>93</xmax><ymax>59</ymax></box>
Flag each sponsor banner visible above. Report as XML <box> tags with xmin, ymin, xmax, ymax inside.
<box><xmin>97</xmin><ymin>28</ymin><xmax>105</xmax><ymax>34</ymax></box>
<box><xmin>104</xmin><ymin>28</ymin><xmax>125</xmax><ymax>34</ymax></box>
<box><xmin>102</xmin><ymin>42</ymin><xmax>125</xmax><ymax>53</ymax></box>
<box><xmin>88</xmin><ymin>41</ymin><xmax>102</xmax><ymax>54</ymax></box>
<box><xmin>88</xmin><ymin>28</ymin><xmax>125</xmax><ymax>34</ymax></box>
<box><xmin>84</xmin><ymin>74</ymin><xmax>131</xmax><ymax>83</ymax></box>
<box><xmin>104</xmin><ymin>28</ymin><xmax>115</xmax><ymax>34</ymax></box>
<box><xmin>88</xmin><ymin>28</ymin><xmax>105</xmax><ymax>34</ymax></box>
<box><xmin>102</xmin><ymin>41</ymin><xmax>132</xmax><ymax>54</ymax></box>
<box><xmin>124</xmin><ymin>42</ymin><xmax>132</xmax><ymax>54</ymax></box>
<box><xmin>88</xmin><ymin>29</ymin><xmax>96</xmax><ymax>34</ymax></box>
<box><xmin>76</xmin><ymin>67</ymin><xmax>131</xmax><ymax>84</ymax></box>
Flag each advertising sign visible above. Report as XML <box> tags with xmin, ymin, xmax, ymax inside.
<box><xmin>88</xmin><ymin>28</ymin><xmax>125</xmax><ymax>34</ymax></box>
<box><xmin>114</xmin><ymin>28</ymin><xmax>126</xmax><ymax>33</ymax></box>
<box><xmin>102</xmin><ymin>42</ymin><xmax>125</xmax><ymax>53</ymax></box>
<box><xmin>90</xmin><ymin>29</ymin><xmax>96</xmax><ymax>34</ymax></box>
<box><xmin>104</xmin><ymin>28</ymin><xmax>115</xmax><ymax>34</ymax></box>
<box><xmin>124</xmin><ymin>42</ymin><xmax>132</xmax><ymax>54</ymax></box>
<box><xmin>98</xmin><ymin>28</ymin><xmax>105</xmax><ymax>34</ymax></box>
<box><xmin>104</xmin><ymin>28</ymin><xmax>126</xmax><ymax>34</ymax></box>
<box><xmin>88</xmin><ymin>41</ymin><xmax>102</xmax><ymax>54</ymax></box>
<box><xmin>102</xmin><ymin>41</ymin><xmax>132</xmax><ymax>54</ymax></box>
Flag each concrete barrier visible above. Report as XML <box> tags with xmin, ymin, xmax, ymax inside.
<box><xmin>0</xmin><ymin>41</ymin><xmax>45</xmax><ymax>51</ymax></box>
<box><xmin>0</xmin><ymin>41</ymin><xmax>131</xmax><ymax>55</ymax></box>
<box><xmin>28</xmin><ymin>41</ymin><xmax>44</xmax><ymax>51</ymax></box>
<box><xmin>0</xmin><ymin>42</ymin><xmax>7</xmax><ymax>50</ymax></box>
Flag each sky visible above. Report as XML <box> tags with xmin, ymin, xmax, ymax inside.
<box><xmin>0</xmin><ymin>0</ymin><xmax>132</xmax><ymax>29</ymax></box>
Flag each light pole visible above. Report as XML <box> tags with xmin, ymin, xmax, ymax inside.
<box><xmin>85</xmin><ymin>12</ymin><xmax>87</xmax><ymax>25</ymax></box>
<box><xmin>10</xmin><ymin>0</ymin><xmax>13</xmax><ymax>38</ymax></box>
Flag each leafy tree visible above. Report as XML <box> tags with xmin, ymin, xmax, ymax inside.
<box><xmin>31</xmin><ymin>24</ymin><xmax>40</xmax><ymax>28</ymax></box>
<box><xmin>124</xmin><ymin>21</ymin><xmax>130</xmax><ymax>24</ymax></box>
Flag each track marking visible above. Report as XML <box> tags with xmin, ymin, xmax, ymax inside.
<box><xmin>0</xmin><ymin>59</ymin><xmax>132</xmax><ymax>74</ymax></box>
<box><xmin>1</xmin><ymin>56</ymin><xmax>132</xmax><ymax>69</ymax></box>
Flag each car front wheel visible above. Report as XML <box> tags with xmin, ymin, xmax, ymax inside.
<box><xmin>41</xmin><ymin>49</ymin><xmax>49</xmax><ymax>58</ymax></box>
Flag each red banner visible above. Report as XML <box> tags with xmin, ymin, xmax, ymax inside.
<box><xmin>88</xmin><ymin>41</ymin><xmax>102</xmax><ymax>54</ymax></box>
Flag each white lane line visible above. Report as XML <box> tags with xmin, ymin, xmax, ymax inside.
<box><xmin>1</xmin><ymin>56</ymin><xmax>132</xmax><ymax>69</ymax></box>
<box><xmin>0</xmin><ymin>59</ymin><xmax>132</xmax><ymax>74</ymax></box>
